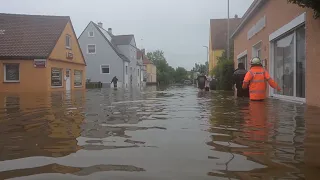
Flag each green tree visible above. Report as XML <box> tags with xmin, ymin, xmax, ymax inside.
<box><xmin>174</xmin><ymin>67</ymin><xmax>188</xmax><ymax>83</ymax></box>
<box><xmin>146</xmin><ymin>50</ymin><xmax>175</xmax><ymax>84</ymax></box>
<box><xmin>288</xmin><ymin>0</ymin><xmax>320</xmax><ymax>19</ymax></box>
<box><xmin>211</xmin><ymin>42</ymin><xmax>235</xmax><ymax>90</ymax></box>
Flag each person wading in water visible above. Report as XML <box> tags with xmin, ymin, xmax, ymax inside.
<box><xmin>111</xmin><ymin>76</ymin><xmax>118</xmax><ymax>89</ymax></box>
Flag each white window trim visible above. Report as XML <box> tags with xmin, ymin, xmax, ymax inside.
<box><xmin>3</xmin><ymin>64</ymin><xmax>20</xmax><ymax>83</ymax></box>
<box><xmin>252</xmin><ymin>40</ymin><xmax>262</xmax><ymax>60</ymax></box>
<box><xmin>74</xmin><ymin>70</ymin><xmax>83</xmax><ymax>88</ymax></box>
<box><xmin>87</xmin><ymin>44</ymin><xmax>96</xmax><ymax>54</ymax></box>
<box><xmin>269</xmin><ymin>26</ymin><xmax>306</xmax><ymax>102</ymax></box>
<box><xmin>100</xmin><ymin>64</ymin><xmax>110</xmax><ymax>74</ymax></box>
<box><xmin>269</xmin><ymin>12</ymin><xmax>306</xmax><ymax>41</ymax></box>
<box><xmin>237</xmin><ymin>50</ymin><xmax>247</xmax><ymax>59</ymax></box>
<box><xmin>51</xmin><ymin>68</ymin><xmax>63</xmax><ymax>88</ymax></box>
<box><xmin>66</xmin><ymin>35</ymin><xmax>72</xmax><ymax>50</ymax></box>
<box><xmin>88</xmin><ymin>31</ymin><xmax>94</xmax><ymax>38</ymax></box>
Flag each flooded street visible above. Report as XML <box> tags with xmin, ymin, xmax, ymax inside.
<box><xmin>1</xmin><ymin>86</ymin><xmax>320</xmax><ymax>179</ymax></box>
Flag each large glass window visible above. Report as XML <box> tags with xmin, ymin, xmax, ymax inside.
<box><xmin>51</xmin><ymin>68</ymin><xmax>63</xmax><ymax>87</ymax></box>
<box><xmin>74</xmin><ymin>70</ymin><xmax>83</xmax><ymax>87</ymax></box>
<box><xmin>296</xmin><ymin>26</ymin><xmax>306</xmax><ymax>98</ymax></box>
<box><xmin>273</xmin><ymin>25</ymin><xmax>305</xmax><ymax>98</ymax></box>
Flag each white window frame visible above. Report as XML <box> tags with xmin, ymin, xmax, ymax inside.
<box><xmin>100</xmin><ymin>64</ymin><xmax>110</xmax><ymax>74</ymax></box>
<box><xmin>3</xmin><ymin>64</ymin><xmax>20</xmax><ymax>82</ymax></box>
<box><xmin>51</xmin><ymin>68</ymin><xmax>63</xmax><ymax>88</ymax></box>
<box><xmin>237</xmin><ymin>50</ymin><xmax>248</xmax><ymax>70</ymax></box>
<box><xmin>269</xmin><ymin>13</ymin><xmax>306</xmax><ymax>103</ymax></box>
<box><xmin>66</xmin><ymin>34</ymin><xmax>72</xmax><ymax>49</ymax></box>
<box><xmin>74</xmin><ymin>70</ymin><xmax>83</xmax><ymax>88</ymax></box>
<box><xmin>87</xmin><ymin>44</ymin><xmax>96</xmax><ymax>54</ymax></box>
<box><xmin>88</xmin><ymin>31</ymin><xmax>94</xmax><ymax>38</ymax></box>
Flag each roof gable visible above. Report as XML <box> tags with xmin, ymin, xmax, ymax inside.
<box><xmin>210</xmin><ymin>18</ymin><xmax>242</xmax><ymax>50</ymax></box>
<box><xmin>0</xmin><ymin>13</ymin><xmax>69</xmax><ymax>59</ymax></box>
<box><xmin>90</xmin><ymin>22</ymin><xmax>130</xmax><ymax>62</ymax></box>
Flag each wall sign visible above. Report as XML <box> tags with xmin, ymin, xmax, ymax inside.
<box><xmin>247</xmin><ymin>15</ymin><xmax>266</xmax><ymax>40</ymax></box>
<box><xmin>34</xmin><ymin>59</ymin><xmax>47</xmax><ymax>68</ymax></box>
<box><xmin>66</xmin><ymin>52</ymin><xmax>73</xmax><ymax>60</ymax></box>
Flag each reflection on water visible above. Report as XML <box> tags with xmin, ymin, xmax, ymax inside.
<box><xmin>0</xmin><ymin>86</ymin><xmax>320</xmax><ymax>179</ymax></box>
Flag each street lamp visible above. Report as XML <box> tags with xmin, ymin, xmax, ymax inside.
<box><xmin>203</xmin><ymin>46</ymin><xmax>209</xmax><ymax>73</ymax></box>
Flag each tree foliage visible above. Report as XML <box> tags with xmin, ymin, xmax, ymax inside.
<box><xmin>192</xmin><ymin>62</ymin><xmax>209</xmax><ymax>74</ymax></box>
<box><xmin>146</xmin><ymin>50</ymin><xmax>189</xmax><ymax>84</ymax></box>
<box><xmin>211</xmin><ymin>43</ymin><xmax>235</xmax><ymax>90</ymax></box>
<box><xmin>288</xmin><ymin>0</ymin><xmax>320</xmax><ymax>18</ymax></box>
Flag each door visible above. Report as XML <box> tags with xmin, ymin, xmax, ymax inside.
<box><xmin>65</xmin><ymin>69</ymin><xmax>71</xmax><ymax>91</ymax></box>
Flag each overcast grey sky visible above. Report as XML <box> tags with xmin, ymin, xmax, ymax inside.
<box><xmin>0</xmin><ymin>0</ymin><xmax>253</xmax><ymax>70</ymax></box>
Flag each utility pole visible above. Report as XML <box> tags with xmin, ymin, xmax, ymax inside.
<box><xmin>227</xmin><ymin>0</ymin><xmax>230</xmax><ymax>60</ymax></box>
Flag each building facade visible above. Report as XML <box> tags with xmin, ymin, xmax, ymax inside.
<box><xmin>0</xmin><ymin>13</ymin><xmax>86</xmax><ymax>92</ymax></box>
<box><xmin>142</xmin><ymin>50</ymin><xmax>157</xmax><ymax>84</ymax></box>
<box><xmin>232</xmin><ymin>0</ymin><xmax>320</xmax><ymax>107</ymax></box>
<box><xmin>209</xmin><ymin>17</ymin><xmax>241</xmax><ymax>72</ymax></box>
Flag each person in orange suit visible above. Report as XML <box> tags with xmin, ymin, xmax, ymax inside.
<box><xmin>242</xmin><ymin>57</ymin><xmax>281</xmax><ymax>101</ymax></box>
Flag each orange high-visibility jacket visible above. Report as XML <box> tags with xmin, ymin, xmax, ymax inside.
<box><xmin>242</xmin><ymin>66</ymin><xmax>279</xmax><ymax>100</ymax></box>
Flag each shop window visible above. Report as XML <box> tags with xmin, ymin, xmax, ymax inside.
<box><xmin>4</xmin><ymin>64</ymin><xmax>19</xmax><ymax>82</ymax></box>
<box><xmin>273</xmin><ymin>25</ymin><xmax>305</xmax><ymax>99</ymax></box>
<box><xmin>51</xmin><ymin>68</ymin><xmax>63</xmax><ymax>87</ymax></box>
<box><xmin>74</xmin><ymin>70</ymin><xmax>83</xmax><ymax>87</ymax></box>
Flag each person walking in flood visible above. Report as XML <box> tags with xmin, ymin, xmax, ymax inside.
<box><xmin>111</xmin><ymin>76</ymin><xmax>118</xmax><ymax>89</ymax></box>
<box><xmin>242</xmin><ymin>57</ymin><xmax>281</xmax><ymax>101</ymax></box>
<box><xmin>197</xmin><ymin>73</ymin><xmax>207</xmax><ymax>91</ymax></box>
<box><xmin>233</xmin><ymin>63</ymin><xmax>249</xmax><ymax>97</ymax></box>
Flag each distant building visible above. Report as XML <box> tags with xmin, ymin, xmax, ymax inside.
<box><xmin>232</xmin><ymin>0</ymin><xmax>320</xmax><ymax>107</ymax></box>
<box><xmin>209</xmin><ymin>16</ymin><xmax>241</xmax><ymax>72</ymax></box>
<box><xmin>0</xmin><ymin>13</ymin><xmax>86</xmax><ymax>92</ymax></box>
<box><xmin>78</xmin><ymin>22</ymin><xmax>141</xmax><ymax>88</ymax></box>
<box><xmin>141</xmin><ymin>49</ymin><xmax>157</xmax><ymax>84</ymax></box>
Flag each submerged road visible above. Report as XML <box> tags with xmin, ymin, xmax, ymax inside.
<box><xmin>0</xmin><ymin>86</ymin><xmax>320</xmax><ymax>179</ymax></box>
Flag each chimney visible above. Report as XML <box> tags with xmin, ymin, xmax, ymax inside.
<box><xmin>98</xmin><ymin>22</ymin><xmax>103</xmax><ymax>28</ymax></box>
<box><xmin>108</xmin><ymin>28</ymin><xmax>113</xmax><ymax>34</ymax></box>
<box><xmin>234</xmin><ymin>14</ymin><xmax>239</xmax><ymax>18</ymax></box>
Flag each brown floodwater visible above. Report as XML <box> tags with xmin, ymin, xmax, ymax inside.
<box><xmin>0</xmin><ymin>86</ymin><xmax>320</xmax><ymax>180</ymax></box>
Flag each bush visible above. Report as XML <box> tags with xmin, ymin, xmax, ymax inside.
<box><xmin>211</xmin><ymin>59</ymin><xmax>234</xmax><ymax>91</ymax></box>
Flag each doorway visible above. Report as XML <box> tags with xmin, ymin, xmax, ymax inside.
<box><xmin>66</xmin><ymin>69</ymin><xmax>71</xmax><ymax>91</ymax></box>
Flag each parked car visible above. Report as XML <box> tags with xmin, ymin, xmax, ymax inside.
<box><xmin>184</xmin><ymin>80</ymin><xmax>192</xmax><ymax>85</ymax></box>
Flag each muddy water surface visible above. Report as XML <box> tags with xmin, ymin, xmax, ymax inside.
<box><xmin>0</xmin><ymin>86</ymin><xmax>320</xmax><ymax>179</ymax></box>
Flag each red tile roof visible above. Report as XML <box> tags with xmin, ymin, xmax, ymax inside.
<box><xmin>210</xmin><ymin>18</ymin><xmax>242</xmax><ymax>50</ymax></box>
<box><xmin>0</xmin><ymin>13</ymin><xmax>70</xmax><ymax>59</ymax></box>
<box><xmin>142</xmin><ymin>55</ymin><xmax>152</xmax><ymax>65</ymax></box>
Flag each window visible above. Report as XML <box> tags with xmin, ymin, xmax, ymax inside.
<box><xmin>126</xmin><ymin>66</ymin><xmax>128</xmax><ymax>75</ymax></box>
<box><xmin>4</xmin><ymin>64</ymin><xmax>19</xmax><ymax>82</ymax></box>
<box><xmin>252</xmin><ymin>41</ymin><xmax>262</xmax><ymax>59</ymax></box>
<box><xmin>238</xmin><ymin>55</ymin><xmax>248</xmax><ymax>70</ymax></box>
<box><xmin>88</xmin><ymin>31</ymin><xmax>94</xmax><ymax>37</ymax></box>
<box><xmin>101</xmin><ymin>65</ymin><xmax>110</xmax><ymax>74</ymax></box>
<box><xmin>51</xmin><ymin>68</ymin><xmax>63</xmax><ymax>87</ymax></box>
<box><xmin>273</xmin><ymin>25</ymin><xmax>305</xmax><ymax>99</ymax></box>
<box><xmin>74</xmin><ymin>70</ymin><xmax>83</xmax><ymax>87</ymax></box>
<box><xmin>88</xmin><ymin>44</ymin><xmax>96</xmax><ymax>54</ymax></box>
<box><xmin>138</xmin><ymin>69</ymin><xmax>140</xmax><ymax>76</ymax></box>
<box><xmin>66</xmin><ymin>35</ymin><xmax>71</xmax><ymax>49</ymax></box>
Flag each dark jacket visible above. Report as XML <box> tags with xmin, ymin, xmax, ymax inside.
<box><xmin>111</xmin><ymin>77</ymin><xmax>118</xmax><ymax>84</ymax></box>
<box><xmin>233</xmin><ymin>68</ymin><xmax>247</xmax><ymax>89</ymax></box>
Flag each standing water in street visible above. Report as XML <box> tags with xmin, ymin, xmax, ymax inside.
<box><xmin>0</xmin><ymin>86</ymin><xmax>320</xmax><ymax>179</ymax></box>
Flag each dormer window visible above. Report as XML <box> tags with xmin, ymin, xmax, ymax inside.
<box><xmin>88</xmin><ymin>31</ymin><xmax>94</xmax><ymax>37</ymax></box>
<box><xmin>66</xmin><ymin>35</ymin><xmax>71</xmax><ymax>49</ymax></box>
